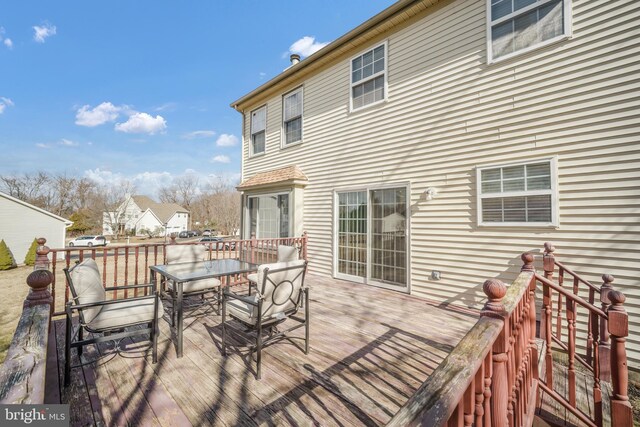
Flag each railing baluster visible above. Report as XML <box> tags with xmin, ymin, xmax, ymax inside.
<box><xmin>102</xmin><ymin>247</ymin><xmax>108</xmax><ymax>288</ymax></box>
<box><xmin>556</xmin><ymin>267</ymin><xmax>564</xmax><ymax>339</ymax></box>
<box><xmin>134</xmin><ymin>246</ymin><xmax>139</xmax><ymax>287</ymax></box>
<box><xmin>463</xmin><ymin>378</ymin><xmax>474</xmax><ymax>427</ymax></box>
<box><xmin>124</xmin><ymin>246</ymin><xmax>129</xmax><ymax>298</ymax></box>
<box><xmin>593</xmin><ymin>313</ymin><xmax>603</xmax><ymax>427</ymax></box>
<box><xmin>475</xmin><ymin>362</ymin><xmax>485</xmax><ymax>427</ymax></box>
<box><xmin>566</xmin><ymin>295</ymin><xmax>577</xmax><ymax>407</ymax></box>
<box><xmin>113</xmin><ymin>248</ymin><xmax>118</xmax><ymax>298</ymax></box>
<box><xmin>608</xmin><ymin>291</ymin><xmax>632</xmax><ymax>426</ymax></box>
<box><xmin>65</xmin><ymin>251</ymin><xmax>71</xmax><ymax>305</ymax></box>
<box><xmin>599</xmin><ymin>274</ymin><xmax>614</xmax><ymax>382</ymax></box>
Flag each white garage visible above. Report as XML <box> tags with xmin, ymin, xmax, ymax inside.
<box><xmin>0</xmin><ymin>191</ymin><xmax>72</xmax><ymax>264</ymax></box>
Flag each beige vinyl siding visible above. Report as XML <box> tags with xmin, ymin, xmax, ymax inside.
<box><xmin>239</xmin><ymin>0</ymin><xmax>640</xmax><ymax>364</ymax></box>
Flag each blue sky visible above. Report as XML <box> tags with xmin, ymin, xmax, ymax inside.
<box><xmin>0</xmin><ymin>0</ymin><xmax>395</xmax><ymax>195</ymax></box>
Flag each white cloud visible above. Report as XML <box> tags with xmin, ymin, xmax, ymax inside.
<box><xmin>289</xmin><ymin>36</ymin><xmax>328</xmax><ymax>58</ymax></box>
<box><xmin>3</xmin><ymin>38</ymin><xmax>12</xmax><ymax>49</ymax></box>
<box><xmin>75</xmin><ymin>102</ymin><xmax>121</xmax><ymax>127</ymax></box>
<box><xmin>154</xmin><ymin>102</ymin><xmax>177</xmax><ymax>112</ymax></box>
<box><xmin>0</xmin><ymin>97</ymin><xmax>14</xmax><ymax>114</ymax></box>
<box><xmin>215</xmin><ymin>133</ymin><xmax>239</xmax><ymax>147</ymax></box>
<box><xmin>115</xmin><ymin>112</ymin><xmax>167</xmax><ymax>134</ymax></box>
<box><xmin>211</xmin><ymin>155</ymin><xmax>230</xmax><ymax>164</ymax></box>
<box><xmin>33</xmin><ymin>22</ymin><xmax>57</xmax><ymax>43</ymax></box>
<box><xmin>35</xmin><ymin>143</ymin><xmax>51</xmax><ymax>149</ymax></box>
<box><xmin>59</xmin><ymin>138</ymin><xmax>79</xmax><ymax>146</ymax></box>
<box><xmin>183</xmin><ymin>130</ymin><xmax>216</xmax><ymax>139</ymax></box>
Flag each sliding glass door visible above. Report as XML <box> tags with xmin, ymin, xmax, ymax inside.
<box><xmin>335</xmin><ymin>186</ymin><xmax>408</xmax><ymax>291</ymax></box>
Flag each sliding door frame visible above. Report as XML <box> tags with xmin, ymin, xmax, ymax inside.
<box><xmin>332</xmin><ymin>182</ymin><xmax>411</xmax><ymax>294</ymax></box>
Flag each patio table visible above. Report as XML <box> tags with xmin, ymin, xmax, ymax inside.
<box><xmin>150</xmin><ymin>258</ymin><xmax>258</xmax><ymax>357</ymax></box>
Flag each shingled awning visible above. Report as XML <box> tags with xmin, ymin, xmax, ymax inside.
<box><xmin>237</xmin><ymin>165</ymin><xmax>308</xmax><ymax>191</ymax></box>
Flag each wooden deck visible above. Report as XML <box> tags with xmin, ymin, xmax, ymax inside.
<box><xmin>46</xmin><ymin>274</ymin><xmax>477</xmax><ymax>426</ymax></box>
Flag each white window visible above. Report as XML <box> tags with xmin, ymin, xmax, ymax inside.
<box><xmin>250</xmin><ymin>106</ymin><xmax>266</xmax><ymax>156</ymax></box>
<box><xmin>350</xmin><ymin>42</ymin><xmax>387</xmax><ymax>111</ymax></box>
<box><xmin>246</xmin><ymin>193</ymin><xmax>291</xmax><ymax>238</ymax></box>
<box><xmin>283</xmin><ymin>88</ymin><xmax>303</xmax><ymax>146</ymax></box>
<box><xmin>488</xmin><ymin>0</ymin><xmax>570</xmax><ymax>62</ymax></box>
<box><xmin>477</xmin><ymin>158</ymin><xmax>558</xmax><ymax>226</ymax></box>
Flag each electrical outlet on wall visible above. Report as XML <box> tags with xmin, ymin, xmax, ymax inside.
<box><xmin>431</xmin><ymin>270</ymin><xmax>441</xmax><ymax>280</ymax></box>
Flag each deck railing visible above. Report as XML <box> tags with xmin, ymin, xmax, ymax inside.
<box><xmin>538</xmin><ymin>242</ymin><xmax>632</xmax><ymax>427</ymax></box>
<box><xmin>388</xmin><ymin>253</ymin><xmax>539</xmax><ymax>426</ymax></box>
<box><xmin>48</xmin><ymin>232</ymin><xmax>308</xmax><ymax>316</ymax></box>
<box><xmin>0</xmin><ymin>239</ymin><xmax>54</xmax><ymax>404</ymax></box>
<box><xmin>388</xmin><ymin>249</ymin><xmax>632</xmax><ymax>427</ymax></box>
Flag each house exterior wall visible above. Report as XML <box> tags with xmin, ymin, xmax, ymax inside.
<box><xmin>0</xmin><ymin>196</ymin><xmax>68</xmax><ymax>261</ymax></box>
<box><xmin>238</xmin><ymin>0</ymin><xmax>640</xmax><ymax>362</ymax></box>
<box><xmin>135</xmin><ymin>210</ymin><xmax>163</xmax><ymax>235</ymax></box>
<box><xmin>166</xmin><ymin>212</ymin><xmax>189</xmax><ymax>235</ymax></box>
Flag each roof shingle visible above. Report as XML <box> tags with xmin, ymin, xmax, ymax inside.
<box><xmin>237</xmin><ymin>165</ymin><xmax>308</xmax><ymax>190</ymax></box>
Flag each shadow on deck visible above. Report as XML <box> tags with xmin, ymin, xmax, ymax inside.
<box><xmin>46</xmin><ymin>274</ymin><xmax>477</xmax><ymax>426</ymax></box>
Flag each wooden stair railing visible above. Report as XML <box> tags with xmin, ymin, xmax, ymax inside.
<box><xmin>388</xmin><ymin>246</ymin><xmax>632</xmax><ymax>427</ymax></box>
<box><xmin>388</xmin><ymin>253</ymin><xmax>540</xmax><ymax>426</ymax></box>
<box><xmin>537</xmin><ymin>242</ymin><xmax>632</xmax><ymax>427</ymax></box>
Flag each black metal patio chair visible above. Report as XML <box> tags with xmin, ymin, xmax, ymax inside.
<box><xmin>63</xmin><ymin>258</ymin><xmax>161</xmax><ymax>387</ymax></box>
<box><xmin>222</xmin><ymin>259</ymin><xmax>308</xmax><ymax>379</ymax></box>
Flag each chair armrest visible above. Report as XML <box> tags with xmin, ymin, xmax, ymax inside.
<box><xmin>104</xmin><ymin>283</ymin><xmax>155</xmax><ymax>291</ymax></box>
<box><xmin>66</xmin><ymin>294</ymin><xmax>158</xmax><ymax>311</ymax></box>
<box><xmin>223</xmin><ymin>289</ymin><xmax>259</xmax><ymax>306</ymax></box>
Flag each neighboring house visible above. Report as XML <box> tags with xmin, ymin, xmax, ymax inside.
<box><xmin>0</xmin><ymin>191</ymin><xmax>72</xmax><ymax>260</ymax></box>
<box><xmin>232</xmin><ymin>0</ymin><xmax>640</xmax><ymax>362</ymax></box>
<box><xmin>103</xmin><ymin>195</ymin><xmax>189</xmax><ymax>237</ymax></box>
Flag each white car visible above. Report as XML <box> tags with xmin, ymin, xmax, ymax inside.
<box><xmin>67</xmin><ymin>235</ymin><xmax>108</xmax><ymax>247</ymax></box>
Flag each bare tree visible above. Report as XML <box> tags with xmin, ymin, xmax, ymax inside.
<box><xmin>90</xmin><ymin>181</ymin><xmax>136</xmax><ymax>241</ymax></box>
<box><xmin>189</xmin><ymin>176</ymin><xmax>240</xmax><ymax>235</ymax></box>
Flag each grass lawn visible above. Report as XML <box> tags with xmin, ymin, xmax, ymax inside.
<box><xmin>0</xmin><ymin>265</ymin><xmax>31</xmax><ymax>362</ymax></box>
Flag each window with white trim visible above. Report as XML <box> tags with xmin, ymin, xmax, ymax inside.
<box><xmin>489</xmin><ymin>0</ymin><xmax>568</xmax><ymax>61</ymax></box>
<box><xmin>351</xmin><ymin>43</ymin><xmax>386</xmax><ymax>110</ymax></box>
<box><xmin>477</xmin><ymin>159</ymin><xmax>557</xmax><ymax>226</ymax></box>
<box><xmin>246</xmin><ymin>193</ymin><xmax>291</xmax><ymax>238</ymax></box>
<box><xmin>283</xmin><ymin>88</ymin><xmax>303</xmax><ymax>146</ymax></box>
<box><xmin>250</xmin><ymin>106</ymin><xmax>266</xmax><ymax>155</ymax></box>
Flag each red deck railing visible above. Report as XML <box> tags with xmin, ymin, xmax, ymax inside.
<box><xmin>48</xmin><ymin>232</ymin><xmax>308</xmax><ymax>317</ymax></box>
<box><xmin>388</xmin><ymin>245</ymin><xmax>632</xmax><ymax>427</ymax></box>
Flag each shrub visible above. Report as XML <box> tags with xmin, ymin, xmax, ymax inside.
<box><xmin>0</xmin><ymin>240</ymin><xmax>17</xmax><ymax>270</ymax></box>
<box><xmin>24</xmin><ymin>238</ymin><xmax>38</xmax><ymax>266</ymax></box>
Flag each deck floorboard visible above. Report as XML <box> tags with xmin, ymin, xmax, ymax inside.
<box><xmin>52</xmin><ymin>274</ymin><xmax>477</xmax><ymax>426</ymax></box>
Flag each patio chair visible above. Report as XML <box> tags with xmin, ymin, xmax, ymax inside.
<box><xmin>63</xmin><ymin>258</ymin><xmax>162</xmax><ymax>387</ymax></box>
<box><xmin>162</xmin><ymin>244</ymin><xmax>222</xmax><ymax>325</ymax></box>
<box><xmin>222</xmin><ymin>259</ymin><xmax>308</xmax><ymax>379</ymax></box>
<box><xmin>247</xmin><ymin>245</ymin><xmax>299</xmax><ymax>294</ymax></box>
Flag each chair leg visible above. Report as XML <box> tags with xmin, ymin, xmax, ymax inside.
<box><xmin>221</xmin><ymin>294</ymin><xmax>227</xmax><ymax>356</ymax></box>
<box><xmin>304</xmin><ymin>288</ymin><xmax>310</xmax><ymax>355</ymax></box>
<box><xmin>78</xmin><ymin>325</ymin><xmax>84</xmax><ymax>357</ymax></box>
<box><xmin>256</xmin><ymin>324</ymin><xmax>263</xmax><ymax>380</ymax></box>
<box><xmin>64</xmin><ymin>309</ymin><xmax>72</xmax><ymax>387</ymax></box>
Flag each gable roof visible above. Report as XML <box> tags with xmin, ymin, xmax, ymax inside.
<box><xmin>0</xmin><ymin>191</ymin><xmax>72</xmax><ymax>225</ymax></box>
<box><xmin>130</xmin><ymin>195</ymin><xmax>188</xmax><ymax>223</ymax></box>
<box><xmin>231</xmin><ymin>0</ymin><xmax>437</xmax><ymax>110</ymax></box>
<box><xmin>237</xmin><ymin>165</ymin><xmax>308</xmax><ymax>191</ymax></box>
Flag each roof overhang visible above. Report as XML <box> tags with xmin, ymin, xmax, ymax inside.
<box><xmin>230</xmin><ymin>0</ymin><xmax>437</xmax><ymax>112</ymax></box>
<box><xmin>236</xmin><ymin>165</ymin><xmax>308</xmax><ymax>192</ymax></box>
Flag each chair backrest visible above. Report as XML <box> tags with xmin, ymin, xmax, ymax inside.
<box><xmin>64</xmin><ymin>258</ymin><xmax>105</xmax><ymax>324</ymax></box>
<box><xmin>277</xmin><ymin>245</ymin><xmax>299</xmax><ymax>262</ymax></box>
<box><xmin>256</xmin><ymin>259</ymin><xmax>307</xmax><ymax>321</ymax></box>
<box><xmin>166</xmin><ymin>244</ymin><xmax>206</xmax><ymax>264</ymax></box>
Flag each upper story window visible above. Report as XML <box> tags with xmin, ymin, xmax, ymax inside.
<box><xmin>250</xmin><ymin>106</ymin><xmax>266</xmax><ymax>156</ymax></box>
<box><xmin>489</xmin><ymin>0</ymin><xmax>569</xmax><ymax>62</ymax></box>
<box><xmin>477</xmin><ymin>158</ymin><xmax>558</xmax><ymax>226</ymax></box>
<box><xmin>283</xmin><ymin>88</ymin><xmax>303</xmax><ymax>146</ymax></box>
<box><xmin>350</xmin><ymin>42</ymin><xmax>387</xmax><ymax>111</ymax></box>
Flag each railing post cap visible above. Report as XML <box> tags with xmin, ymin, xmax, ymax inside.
<box><xmin>543</xmin><ymin>242</ymin><xmax>555</xmax><ymax>254</ymax></box>
<box><xmin>36</xmin><ymin>237</ymin><xmax>47</xmax><ymax>245</ymax></box>
<box><xmin>520</xmin><ymin>252</ymin><xmax>534</xmax><ymax>271</ymax></box>
<box><xmin>25</xmin><ymin>269</ymin><xmax>53</xmax><ymax>307</ymax></box>
<box><xmin>609</xmin><ymin>290</ymin><xmax>625</xmax><ymax>305</ymax></box>
<box><xmin>483</xmin><ymin>278</ymin><xmax>507</xmax><ymax>300</ymax></box>
<box><xmin>602</xmin><ymin>274</ymin><xmax>615</xmax><ymax>285</ymax></box>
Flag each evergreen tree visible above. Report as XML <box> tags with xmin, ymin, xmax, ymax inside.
<box><xmin>0</xmin><ymin>240</ymin><xmax>17</xmax><ymax>270</ymax></box>
<box><xmin>24</xmin><ymin>238</ymin><xmax>38</xmax><ymax>266</ymax></box>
